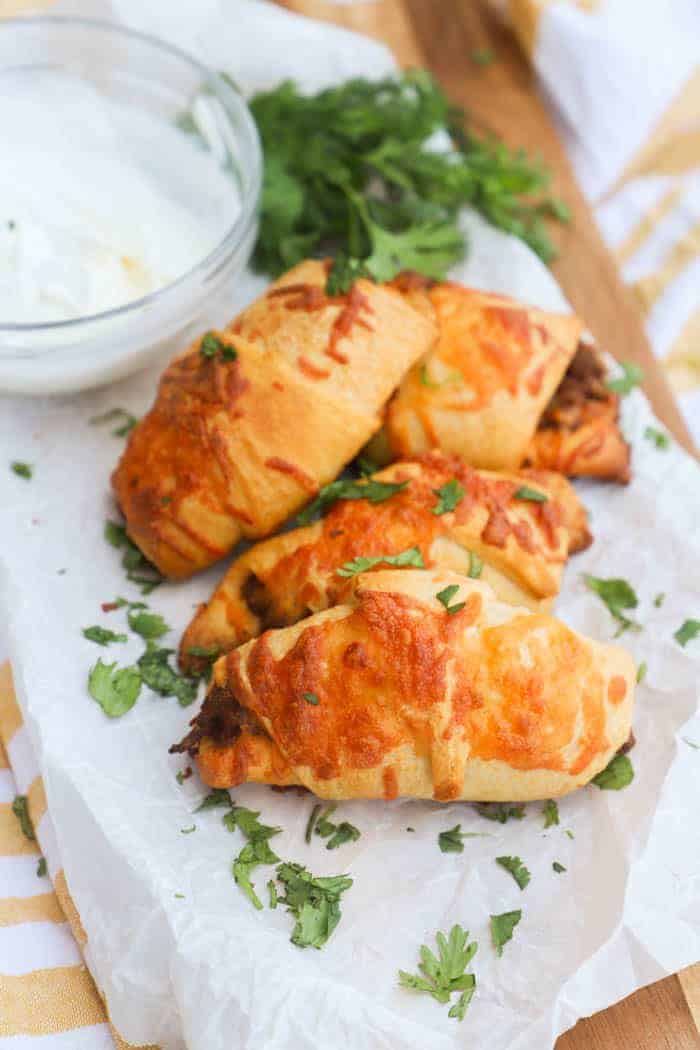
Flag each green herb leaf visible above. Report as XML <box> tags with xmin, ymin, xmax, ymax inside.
<box><xmin>495</xmin><ymin>855</ymin><xmax>530</xmax><ymax>890</ymax></box>
<box><xmin>298</xmin><ymin>477</ymin><xmax>408</xmax><ymax>525</ymax></box>
<box><xmin>654</xmin><ymin>593</ymin><xmax>665</xmax><ymax>608</ymax></box>
<box><xmin>337</xmin><ymin>546</ymin><xmax>424</xmax><ymax>577</ymax></box>
<box><xmin>607</xmin><ymin>360</ymin><xmax>644</xmax><ymax>395</ymax></box>
<box><xmin>513</xmin><ymin>485</ymin><xmax>548</xmax><ymax>503</ymax></box>
<box><xmin>436</xmin><ymin>584</ymin><xmax>466</xmax><ymax>615</ymax></box>
<box><xmin>490</xmin><ymin>910</ymin><xmax>522</xmax><ymax>956</ymax></box>
<box><xmin>234</xmin><ymin>837</ymin><xmax>281</xmax><ymax>910</ymax></box>
<box><xmin>37</xmin><ymin>857</ymin><xmax>47</xmax><ymax>877</ymax></box>
<box><xmin>88</xmin><ymin>659</ymin><xmax>141</xmax><ymax>718</ymax></box>
<box><xmin>326</xmin><ymin>253</ymin><xmax>371</xmax><ymax>295</ymax></box>
<box><xmin>552</xmin><ymin>861</ymin><xmax>566</xmax><ymax>874</ymax></box>
<box><xmin>448</xmin><ymin>980</ymin><xmax>476</xmax><ymax>1020</ymax></box>
<box><xmin>12</xmin><ymin>796</ymin><xmax>35</xmax><ymax>841</ymax></box>
<box><xmin>180</xmin><ymin>825</ymin><xmax>196</xmax><ymax>835</ymax></box>
<box><xmin>275</xmin><ymin>862</ymin><xmax>353</xmax><ymax>948</ymax></box>
<box><xmin>438</xmin><ymin>823</ymin><xmax>471</xmax><ymax>853</ymax></box>
<box><xmin>137</xmin><ymin>643</ymin><xmax>197</xmax><ymax>706</ymax></box>
<box><xmin>431</xmin><ymin>479</ymin><xmax>464</xmax><ymax>515</ymax></box>
<box><xmin>636</xmin><ymin>661</ymin><xmax>647</xmax><ymax>684</ymax></box>
<box><xmin>200</xmin><ymin>332</ymin><xmax>236</xmax><ymax>360</ymax></box>
<box><xmin>644</xmin><ymin>425</ymin><xmax>670</xmax><ymax>450</ymax></box>
<box><xmin>325</xmin><ymin>822</ymin><xmax>361</xmax><ymax>850</ymax></box>
<box><xmin>128</xmin><ymin>609</ymin><xmax>170</xmax><ymax>640</ymax></box>
<box><xmin>10</xmin><ymin>461</ymin><xmax>32</xmax><ymax>479</ymax></box>
<box><xmin>89</xmin><ymin>408</ymin><xmax>138</xmax><ymax>438</ymax></box>
<box><xmin>268</xmin><ymin>879</ymin><xmax>278</xmax><ymax>908</ymax></box>
<box><xmin>674</xmin><ymin>619</ymin><xmax>700</xmax><ymax>647</ymax></box>
<box><xmin>542</xmin><ymin>799</ymin><xmax>559</xmax><ymax>829</ymax></box>
<box><xmin>82</xmin><ymin>626</ymin><xmax>128</xmax><ymax>646</ymax></box>
<box><xmin>104</xmin><ymin>520</ymin><xmax>163</xmax><ymax>595</ymax></box>
<box><xmin>250</xmin><ymin>71</ymin><xmax>568</xmax><ymax>284</ymax></box>
<box><xmin>305</xmin><ymin>803</ymin><xmax>322</xmax><ymax>844</ymax></box>
<box><xmin>303</xmin><ymin>692</ymin><xmax>320</xmax><ymax>705</ymax></box>
<box><xmin>474</xmin><ymin>802</ymin><xmax>525</xmax><ymax>824</ymax></box>
<box><xmin>583</xmin><ymin>574</ymin><xmax>641</xmax><ymax>635</ymax></box>
<box><xmin>565</xmin><ymin>829</ymin><xmax>575</xmax><ymax>840</ymax></box>
<box><xmin>398</xmin><ymin>924</ymin><xmax>478</xmax><ymax>1015</ymax></box>
<box><xmin>592</xmin><ymin>754</ymin><xmax>634</xmax><ymax>791</ymax></box>
<box><xmin>468</xmin><ymin>551</ymin><xmax>483</xmax><ymax>579</ymax></box>
<box><xmin>313</xmin><ymin>804</ymin><xmax>338</xmax><ymax>839</ymax></box>
<box><xmin>195</xmin><ymin>788</ymin><xmax>232</xmax><ymax>812</ymax></box>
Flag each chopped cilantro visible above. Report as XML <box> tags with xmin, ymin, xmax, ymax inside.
<box><xmin>552</xmin><ymin>861</ymin><xmax>566</xmax><ymax>874</ymax></box>
<box><xmin>438</xmin><ymin>823</ymin><xmax>474</xmax><ymax>853</ymax></box>
<box><xmin>513</xmin><ymin>485</ymin><xmax>547</xmax><ymax>503</ymax></box>
<box><xmin>325</xmin><ymin>822</ymin><xmax>361</xmax><ymax>850</ymax></box>
<box><xmin>607</xmin><ymin>360</ymin><xmax>644</xmax><ymax>395</ymax></box>
<box><xmin>326</xmin><ymin>253</ymin><xmax>370</xmax><ymax>295</ymax></box>
<box><xmin>474</xmin><ymin>802</ymin><xmax>525</xmax><ymax>823</ymax></box>
<box><xmin>224</xmin><ymin>804</ymin><xmax>283</xmax><ymax>911</ymax></box>
<box><xmin>88</xmin><ymin>407</ymin><xmax>138</xmax><ymax>438</ymax></box>
<box><xmin>644</xmin><ymin>426</ymin><xmax>670</xmax><ymax>450</ymax></box>
<box><xmin>592</xmin><ymin>754</ymin><xmax>634</xmax><ymax>790</ymax></box>
<box><xmin>468</xmin><ymin>551</ymin><xmax>483</xmax><ymax>579</ymax></box>
<box><xmin>431</xmin><ymin>479</ymin><xmax>464</xmax><ymax>515</ymax></box>
<box><xmin>11</xmin><ymin>461</ymin><xmax>32</xmax><ymax>479</ymax></box>
<box><xmin>195</xmin><ymin>789</ymin><xmax>232</xmax><ymax>812</ymax></box>
<box><xmin>310</xmin><ymin>804</ymin><xmax>360</xmax><ymax>849</ymax></box>
<box><xmin>305</xmin><ymin>803</ymin><xmax>322</xmax><ymax>844</ymax></box>
<box><xmin>250</xmin><ymin>71</ymin><xmax>568</xmax><ymax>284</ymax></box>
<box><xmin>82</xmin><ymin>626</ymin><xmax>127</xmax><ymax>646</ymax></box>
<box><xmin>674</xmin><ymin>619</ymin><xmax>700</xmax><ymax>648</ymax></box>
<box><xmin>298</xmin><ymin>477</ymin><xmax>408</xmax><ymax>525</ymax></box>
<box><xmin>12</xmin><ymin>795</ymin><xmax>35</xmax><ymax>841</ymax></box>
<box><xmin>495</xmin><ymin>855</ymin><xmax>530</xmax><ymax>890</ymax></box>
<box><xmin>200</xmin><ymin>332</ymin><xmax>237</xmax><ymax>361</ymax></box>
<box><xmin>636</xmin><ymin>661</ymin><xmax>647</xmax><ymax>684</ymax></box>
<box><xmin>542</xmin><ymin>799</ymin><xmax>559</xmax><ymax>828</ymax></box>
<box><xmin>88</xmin><ymin>658</ymin><xmax>141</xmax><ymax>718</ymax></box>
<box><xmin>275</xmin><ymin>862</ymin><xmax>353</xmax><ymax>948</ymax></box>
<box><xmin>336</xmin><ymin>546</ymin><xmax>424</xmax><ymax>577</ymax></box>
<box><xmin>268</xmin><ymin>879</ymin><xmax>278</xmax><ymax>908</ymax></box>
<box><xmin>565</xmin><ymin>829</ymin><xmax>575</xmax><ymax>840</ymax></box>
<box><xmin>583</xmin><ymin>574</ymin><xmax>640</xmax><ymax>635</ymax></box>
<box><xmin>128</xmin><ymin>609</ymin><xmax>170</xmax><ymax>640</ymax></box>
<box><xmin>398</xmin><ymin>924</ymin><xmax>477</xmax><ymax>1019</ymax></box>
<box><xmin>302</xmin><ymin>692</ymin><xmax>320</xmax><ymax>705</ymax></box>
<box><xmin>180</xmin><ymin>825</ymin><xmax>196</xmax><ymax>835</ymax></box>
<box><xmin>490</xmin><ymin>910</ymin><xmax>521</xmax><ymax>956</ymax></box>
<box><xmin>436</xmin><ymin>584</ymin><xmax>466</xmax><ymax>615</ymax></box>
<box><xmin>654</xmin><ymin>592</ymin><xmax>666</xmax><ymax>608</ymax></box>
<box><xmin>104</xmin><ymin>520</ymin><xmax>163</xmax><ymax>595</ymax></box>
<box><xmin>37</xmin><ymin>857</ymin><xmax>47</xmax><ymax>877</ymax></box>
<box><xmin>138</xmin><ymin>643</ymin><xmax>197</xmax><ymax>706</ymax></box>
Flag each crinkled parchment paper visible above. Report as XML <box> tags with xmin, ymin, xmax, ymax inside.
<box><xmin>1</xmin><ymin>3</ymin><xmax>699</xmax><ymax>1048</ymax></box>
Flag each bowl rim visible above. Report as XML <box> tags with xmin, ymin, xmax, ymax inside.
<box><xmin>0</xmin><ymin>13</ymin><xmax>262</xmax><ymax>336</ymax></box>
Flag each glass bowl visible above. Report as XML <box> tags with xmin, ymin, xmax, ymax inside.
<box><xmin>0</xmin><ymin>15</ymin><xmax>261</xmax><ymax>395</ymax></box>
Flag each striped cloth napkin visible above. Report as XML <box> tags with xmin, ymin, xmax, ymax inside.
<box><xmin>497</xmin><ymin>0</ymin><xmax>700</xmax><ymax>446</ymax></box>
<box><xmin>1</xmin><ymin>2</ymin><xmax>699</xmax><ymax>1048</ymax></box>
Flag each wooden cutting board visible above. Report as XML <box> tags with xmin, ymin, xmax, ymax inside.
<box><xmin>273</xmin><ymin>3</ymin><xmax>700</xmax><ymax>1047</ymax></box>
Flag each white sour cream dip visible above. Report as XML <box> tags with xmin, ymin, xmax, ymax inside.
<box><xmin>0</xmin><ymin>69</ymin><xmax>241</xmax><ymax>325</ymax></box>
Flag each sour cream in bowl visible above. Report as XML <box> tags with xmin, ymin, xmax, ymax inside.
<box><xmin>0</xmin><ymin>16</ymin><xmax>261</xmax><ymax>395</ymax></box>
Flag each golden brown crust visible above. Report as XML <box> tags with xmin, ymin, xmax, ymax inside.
<box><xmin>385</xmin><ymin>283</ymin><xmax>582</xmax><ymax>471</ymax></box>
<box><xmin>179</xmin><ymin>451</ymin><xmax>590</xmax><ymax>672</ymax></box>
<box><xmin>179</xmin><ymin>571</ymin><xmax>635</xmax><ymax>802</ymax></box>
<box><xmin>524</xmin><ymin>343</ymin><xmax>631</xmax><ymax>483</ymax></box>
<box><xmin>111</xmin><ymin>261</ymin><xmax>436</xmax><ymax>577</ymax></box>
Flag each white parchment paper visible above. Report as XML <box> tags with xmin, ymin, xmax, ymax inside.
<box><xmin>1</xmin><ymin>3</ymin><xmax>700</xmax><ymax>1048</ymax></box>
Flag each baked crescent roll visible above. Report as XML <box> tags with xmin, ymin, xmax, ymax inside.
<box><xmin>111</xmin><ymin>261</ymin><xmax>436</xmax><ymax>578</ymax></box>
<box><xmin>173</xmin><ymin>570</ymin><xmax>635</xmax><ymax>802</ymax></box>
<box><xmin>179</xmin><ymin>451</ymin><xmax>590</xmax><ymax>673</ymax></box>
<box><xmin>383</xmin><ymin>282</ymin><xmax>583</xmax><ymax>471</ymax></box>
<box><xmin>523</xmin><ymin>341</ymin><xmax>631</xmax><ymax>483</ymax></box>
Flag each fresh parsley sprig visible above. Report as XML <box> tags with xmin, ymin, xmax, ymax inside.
<box><xmin>431</xmin><ymin>478</ymin><xmax>464</xmax><ymax>515</ymax></box>
<box><xmin>583</xmin><ymin>574</ymin><xmax>641</xmax><ymax>636</ymax></box>
<box><xmin>495</xmin><ymin>855</ymin><xmax>531</xmax><ymax>890</ymax></box>
<box><xmin>398</xmin><ymin>924</ymin><xmax>477</xmax><ymax>1020</ymax></box>
<box><xmin>248</xmin><ymin>71</ymin><xmax>568</xmax><ymax>283</ymax></box>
